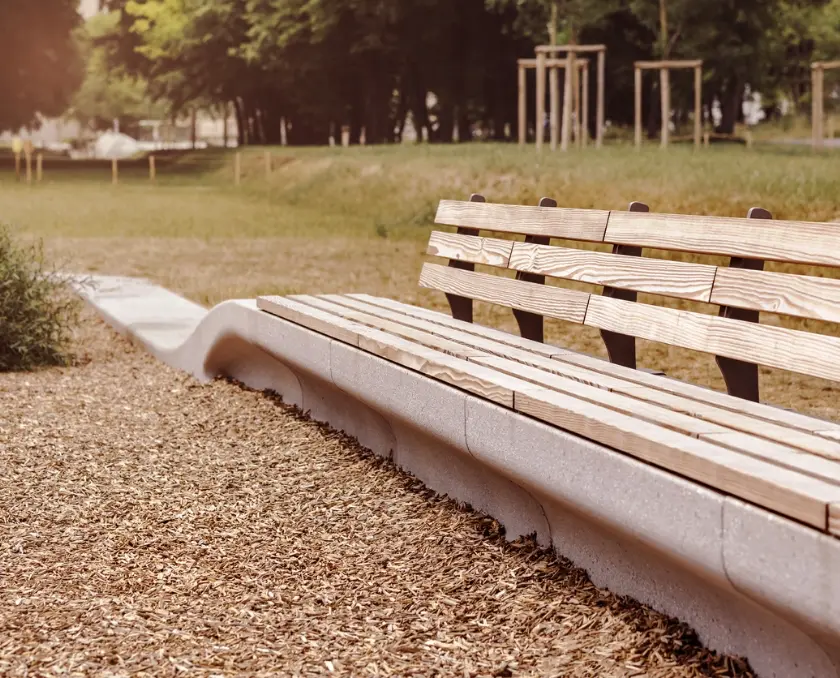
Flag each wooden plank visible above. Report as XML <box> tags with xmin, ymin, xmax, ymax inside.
<box><xmin>515</xmin><ymin>388</ymin><xmax>839</xmax><ymax>529</ymax></box>
<box><xmin>427</xmin><ymin>232</ymin><xmax>513</xmax><ymax>268</ymax></box>
<box><xmin>474</xmin><ymin>356</ymin><xmax>727</xmax><ymax>437</ymax></box>
<box><xmin>348</xmin><ymin>294</ymin><xmax>570</xmax><ymax>358</ymax></box>
<box><xmin>419</xmin><ymin>263</ymin><xmax>590</xmax><ymax>323</ymax></box>
<box><xmin>536</xmin><ymin>44</ymin><xmax>606</xmax><ymax>54</ymax></box>
<box><xmin>584</xmin><ymin>295</ymin><xmax>840</xmax><ymax>383</ymax></box>
<box><xmin>605</xmin><ymin>211</ymin><xmax>840</xmax><ymax>267</ymax></box>
<box><xmin>635</xmin><ymin>60</ymin><xmax>703</xmax><ymax>69</ymax></box>
<box><xmin>290</xmin><ymin>295</ymin><xmax>488</xmax><ymax>359</ymax></box>
<box><xmin>350</xmin><ymin>294</ymin><xmax>840</xmax><ymax>435</ymax></box>
<box><xmin>435</xmin><ymin>200</ymin><xmax>608</xmax><ymax>242</ymax></box>
<box><xmin>336</xmin><ymin>294</ymin><xmax>840</xmax><ymax>450</ymax></box>
<box><xmin>700</xmin><ymin>432</ymin><xmax>840</xmax><ymax>486</ymax></box>
<box><xmin>257</xmin><ymin>296</ymin><xmax>514</xmax><ymax>406</ymax></box>
<box><xmin>830</xmin><ymin>504</ymin><xmax>840</xmax><ymax>537</ymax></box>
<box><xmin>710</xmin><ymin>267</ymin><xmax>840</xmax><ymax>323</ymax></box>
<box><xmin>509</xmin><ymin>242</ymin><xmax>716</xmax><ymax>302</ymax></box>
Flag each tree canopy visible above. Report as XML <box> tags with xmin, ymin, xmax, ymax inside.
<box><xmin>0</xmin><ymin>0</ymin><xmax>83</xmax><ymax>133</ymax></box>
<box><xmin>8</xmin><ymin>0</ymin><xmax>840</xmax><ymax>142</ymax></box>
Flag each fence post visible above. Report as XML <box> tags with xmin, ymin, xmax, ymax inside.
<box><xmin>234</xmin><ymin>152</ymin><xmax>241</xmax><ymax>186</ymax></box>
<box><xmin>149</xmin><ymin>155</ymin><xmax>156</xmax><ymax>181</ymax></box>
<box><xmin>112</xmin><ymin>158</ymin><xmax>118</xmax><ymax>185</ymax></box>
<box><xmin>36</xmin><ymin>154</ymin><xmax>43</xmax><ymax>183</ymax></box>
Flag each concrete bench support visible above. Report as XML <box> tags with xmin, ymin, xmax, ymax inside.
<box><xmin>74</xmin><ymin>276</ymin><xmax>840</xmax><ymax>678</ymax></box>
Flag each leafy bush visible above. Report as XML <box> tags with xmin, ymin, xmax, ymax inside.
<box><xmin>0</xmin><ymin>224</ymin><xmax>79</xmax><ymax>371</ymax></box>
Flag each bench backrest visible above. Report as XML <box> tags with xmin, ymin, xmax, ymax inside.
<box><xmin>422</xmin><ymin>195</ymin><xmax>840</xmax><ymax>402</ymax></box>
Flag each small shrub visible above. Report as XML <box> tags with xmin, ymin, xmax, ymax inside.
<box><xmin>0</xmin><ymin>224</ymin><xmax>80</xmax><ymax>371</ymax></box>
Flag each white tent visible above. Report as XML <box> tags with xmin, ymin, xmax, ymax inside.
<box><xmin>94</xmin><ymin>131</ymin><xmax>139</xmax><ymax>159</ymax></box>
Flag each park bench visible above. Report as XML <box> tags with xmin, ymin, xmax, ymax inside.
<box><xmin>78</xmin><ymin>197</ymin><xmax>840</xmax><ymax>678</ymax></box>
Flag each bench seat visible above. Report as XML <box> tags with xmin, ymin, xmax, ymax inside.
<box><xmin>258</xmin><ymin>293</ymin><xmax>840</xmax><ymax>537</ymax></box>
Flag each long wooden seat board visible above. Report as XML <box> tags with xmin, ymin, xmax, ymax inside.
<box><xmin>604</xmin><ymin>210</ymin><xmax>840</xmax><ymax>267</ymax></box>
<box><xmin>258</xmin><ymin>294</ymin><xmax>840</xmax><ymax>533</ymax></box>
<box><xmin>435</xmin><ymin>200</ymin><xmax>609</xmax><ymax>241</ymax></box>
<box><xmin>310</xmin><ymin>293</ymin><xmax>840</xmax><ymax>465</ymax></box>
<box><xmin>349</xmin><ymin>294</ymin><xmax>840</xmax><ymax>436</ymax></box>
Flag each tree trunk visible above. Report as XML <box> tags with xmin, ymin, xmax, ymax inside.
<box><xmin>717</xmin><ymin>79</ymin><xmax>743</xmax><ymax>135</ymax></box>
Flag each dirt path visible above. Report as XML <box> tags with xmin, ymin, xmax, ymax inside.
<box><xmin>0</xmin><ymin>313</ymin><xmax>754</xmax><ymax>677</ymax></box>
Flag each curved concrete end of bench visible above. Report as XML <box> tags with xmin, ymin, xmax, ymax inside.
<box><xmin>75</xmin><ymin>276</ymin><xmax>840</xmax><ymax>678</ymax></box>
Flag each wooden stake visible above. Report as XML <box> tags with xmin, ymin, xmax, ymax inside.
<box><xmin>694</xmin><ymin>66</ymin><xmax>702</xmax><ymax>149</ymax></box>
<box><xmin>561</xmin><ymin>52</ymin><xmax>573</xmax><ymax>151</ymax></box>
<box><xmin>234</xmin><ymin>151</ymin><xmax>241</xmax><ymax>186</ymax></box>
<box><xmin>264</xmin><ymin>149</ymin><xmax>272</xmax><ymax>177</ymax></box>
<box><xmin>536</xmin><ymin>51</ymin><xmax>547</xmax><ymax>152</ymax></box>
<box><xmin>596</xmin><ymin>49</ymin><xmax>605</xmax><ymax>148</ymax></box>
<box><xmin>634</xmin><ymin>67</ymin><xmax>642</xmax><ymax>149</ymax></box>
<box><xmin>660</xmin><ymin>68</ymin><xmax>670</xmax><ymax>148</ymax></box>
<box><xmin>581</xmin><ymin>63</ymin><xmax>589</xmax><ymax>147</ymax></box>
<box><xmin>550</xmin><ymin>65</ymin><xmax>560</xmax><ymax>151</ymax></box>
<box><xmin>518</xmin><ymin>63</ymin><xmax>527</xmax><ymax>146</ymax></box>
<box><xmin>112</xmin><ymin>158</ymin><xmax>118</xmax><ymax>185</ymax></box>
<box><xmin>149</xmin><ymin>155</ymin><xmax>156</xmax><ymax>181</ymax></box>
<box><xmin>36</xmin><ymin>154</ymin><xmax>43</xmax><ymax>183</ymax></box>
<box><xmin>574</xmin><ymin>59</ymin><xmax>582</xmax><ymax>148</ymax></box>
<box><xmin>25</xmin><ymin>153</ymin><xmax>32</xmax><ymax>184</ymax></box>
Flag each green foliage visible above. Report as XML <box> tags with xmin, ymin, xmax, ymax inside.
<box><xmin>85</xmin><ymin>0</ymin><xmax>840</xmax><ymax>141</ymax></box>
<box><xmin>0</xmin><ymin>0</ymin><xmax>83</xmax><ymax>132</ymax></box>
<box><xmin>0</xmin><ymin>226</ymin><xmax>80</xmax><ymax>371</ymax></box>
<box><xmin>69</xmin><ymin>12</ymin><xmax>166</xmax><ymax>131</ymax></box>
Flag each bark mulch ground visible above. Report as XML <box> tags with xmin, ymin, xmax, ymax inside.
<box><xmin>0</xmin><ymin>312</ymin><xmax>755</xmax><ymax>677</ymax></box>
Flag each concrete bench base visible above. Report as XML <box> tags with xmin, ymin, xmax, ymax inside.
<box><xmin>75</xmin><ymin>276</ymin><xmax>840</xmax><ymax>678</ymax></box>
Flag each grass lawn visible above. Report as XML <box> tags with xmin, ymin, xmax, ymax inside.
<box><xmin>3</xmin><ymin>142</ymin><xmax>840</xmax><ymax>419</ymax></box>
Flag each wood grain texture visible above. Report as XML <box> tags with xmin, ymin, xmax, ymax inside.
<box><xmin>711</xmin><ymin>267</ymin><xmax>840</xmax><ymax>323</ymax></box>
<box><xmin>257</xmin><ymin>296</ymin><xmax>360</xmax><ymax>346</ymax></box>
<box><xmin>335</xmin><ymin>294</ymin><xmax>840</xmax><ymax>451</ymax></box>
<box><xmin>585</xmin><ymin>295</ymin><xmax>840</xmax><ymax>383</ymax></box>
<box><xmin>701</xmin><ymin>432</ymin><xmax>840</xmax><ymax>486</ymax></box>
<box><xmin>605</xmin><ymin>211</ymin><xmax>840</xmax><ymax>267</ymax></box>
<box><xmin>347</xmin><ymin>294</ymin><xmax>570</xmax><ymax>358</ymax></box>
<box><xmin>259</xmin><ymin>296</ymin><xmax>514</xmax><ymax>406</ymax></box>
<box><xmin>427</xmin><ymin>231</ymin><xmax>513</xmax><ymax>268</ymax></box>
<box><xmin>290</xmin><ymin>295</ymin><xmax>487</xmax><ymax>360</ymax></box>
<box><xmin>509</xmin><ymin>242</ymin><xmax>716</xmax><ymax>302</ymax></box>
<box><xmin>435</xmin><ymin>200</ymin><xmax>608</xmax><ymax>242</ymax></box>
<box><xmin>474</xmin><ymin>356</ymin><xmax>728</xmax><ymax>437</ymax></box>
<box><xmin>515</xmin><ymin>388</ymin><xmax>839</xmax><ymax>530</ymax></box>
<box><xmin>419</xmin><ymin>263</ymin><xmax>590</xmax><ymax>323</ymax></box>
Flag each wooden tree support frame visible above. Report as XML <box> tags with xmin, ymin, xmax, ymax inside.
<box><xmin>812</xmin><ymin>60</ymin><xmax>840</xmax><ymax>150</ymax></box>
<box><xmin>533</xmin><ymin>44</ymin><xmax>606</xmax><ymax>152</ymax></box>
<box><xmin>634</xmin><ymin>60</ymin><xmax>703</xmax><ymax>149</ymax></box>
<box><xmin>518</xmin><ymin>58</ymin><xmax>590</xmax><ymax>151</ymax></box>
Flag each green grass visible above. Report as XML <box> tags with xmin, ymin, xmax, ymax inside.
<box><xmin>3</xmin><ymin>142</ymin><xmax>840</xmax><ymax>414</ymax></box>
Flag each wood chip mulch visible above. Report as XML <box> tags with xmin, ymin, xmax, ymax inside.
<box><xmin>0</xmin><ymin>311</ymin><xmax>755</xmax><ymax>677</ymax></box>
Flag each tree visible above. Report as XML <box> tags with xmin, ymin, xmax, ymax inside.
<box><xmin>0</xmin><ymin>0</ymin><xmax>83</xmax><ymax>132</ymax></box>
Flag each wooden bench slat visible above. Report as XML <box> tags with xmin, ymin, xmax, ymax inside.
<box><xmin>427</xmin><ymin>231</ymin><xmax>514</xmax><ymax>268</ymax></box>
<box><xmin>710</xmin><ymin>267</ymin><xmax>840</xmax><ymax>323</ymax></box>
<box><xmin>515</xmin><ymin>388</ymin><xmax>839</xmax><ymax>530</ymax></box>
<box><xmin>260</xmin><ymin>294</ymin><xmax>839</xmax><ymax>530</ymax></box>
<box><xmin>509</xmin><ymin>241</ymin><xmax>717</xmax><ymax>302</ymax></box>
<box><xmin>605</xmin><ymin>211</ymin><xmax>840</xmax><ymax>267</ymax></box>
<box><xmin>700</xmin><ymin>432</ymin><xmax>840</xmax><ymax>486</ymax></box>
<box><xmin>257</xmin><ymin>296</ymin><xmax>515</xmax><ymax>406</ymax></box>
<box><xmin>290</xmin><ymin>295</ymin><xmax>487</xmax><ymax>360</ymax></box>
<box><xmin>419</xmin><ymin>263</ymin><xmax>590</xmax><ymax>323</ymax></box>
<box><xmin>349</xmin><ymin>293</ymin><xmax>570</xmax><ymax>358</ymax></box>
<box><xmin>585</xmin><ymin>295</ymin><xmax>840</xmax><ymax>383</ymax></box>
<box><xmin>350</xmin><ymin>293</ymin><xmax>840</xmax><ymax>436</ymax></box>
<box><xmin>436</xmin><ymin>200</ymin><xmax>609</xmax><ymax>241</ymax></box>
<box><xmin>328</xmin><ymin>294</ymin><xmax>840</xmax><ymax>459</ymax></box>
